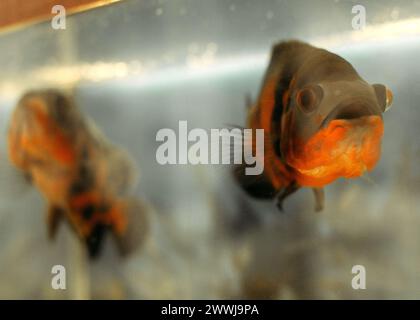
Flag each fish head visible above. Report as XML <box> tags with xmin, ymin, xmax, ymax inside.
<box><xmin>16</xmin><ymin>90</ymin><xmax>78</xmax><ymax>136</ymax></box>
<box><xmin>9</xmin><ymin>90</ymin><xmax>80</xmax><ymax>167</ymax></box>
<box><xmin>282</xmin><ymin>80</ymin><xmax>393</xmax><ymax>187</ymax></box>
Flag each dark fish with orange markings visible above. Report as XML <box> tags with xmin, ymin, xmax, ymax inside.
<box><xmin>8</xmin><ymin>89</ymin><xmax>148</xmax><ymax>258</ymax></box>
<box><xmin>234</xmin><ymin>40</ymin><xmax>393</xmax><ymax>211</ymax></box>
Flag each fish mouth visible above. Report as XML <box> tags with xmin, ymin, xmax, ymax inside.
<box><xmin>296</xmin><ymin>165</ymin><xmax>332</xmax><ymax>178</ymax></box>
<box><xmin>321</xmin><ymin>100</ymin><xmax>377</xmax><ymax>128</ymax></box>
<box><xmin>290</xmin><ymin>114</ymin><xmax>384</xmax><ymax>187</ymax></box>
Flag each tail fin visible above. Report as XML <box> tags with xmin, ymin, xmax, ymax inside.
<box><xmin>233</xmin><ymin>164</ymin><xmax>276</xmax><ymax>199</ymax></box>
<box><xmin>229</xmin><ymin>124</ymin><xmax>276</xmax><ymax>200</ymax></box>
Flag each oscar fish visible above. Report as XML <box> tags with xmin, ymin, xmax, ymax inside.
<box><xmin>234</xmin><ymin>40</ymin><xmax>393</xmax><ymax>211</ymax></box>
<box><xmin>8</xmin><ymin>89</ymin><xmax>148</xmax><ymax>258</ymax></box>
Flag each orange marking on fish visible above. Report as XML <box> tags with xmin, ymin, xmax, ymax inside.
<box><xmin>289</xmin><ymin>116</ymin><xmax>384</xmax><ymax>187</ymax></box>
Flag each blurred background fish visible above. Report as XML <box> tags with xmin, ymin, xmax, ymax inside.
<box><xmin>8</xmin><ymin>89</ymin><xmax>149</xmax><ymax>258</ymax></box>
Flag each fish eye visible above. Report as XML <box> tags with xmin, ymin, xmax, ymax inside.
<box><xmin>373</xmin><ymin>84</ymin><xmax>393</xmax><ymax>112</ymax></box>
<box><xmin>385</xmin><ymin>87</ymin><xmax>393</xmax><ymax>111</ymax></box>
<box><xmin>296</xmin><ymin>85</ymin><xmax>323</xmax><ymax>113</ymax></box>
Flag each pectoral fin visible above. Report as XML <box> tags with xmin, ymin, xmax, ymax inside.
<box><xmin>312</xmin><ymin>187</ymin><xmax>325</xmax><ymax>212</ymax></box>
<box><xmin>276</xmin><ymin>181</ymin><xmax>300</xmax><ymax>212</ymax></box>
<box><xmin>245</xmin><ymin>93</ymin><xmax>253</xmax><ymax>111</ymax></box>
<box><xmin>47</xmin><ymin>205</ymin><xmax>65</xmax><ymax>240</ymax></box>
<box><xmin>24</xmin><ymin>172</ymin><xmax>32</xmax><ymax>184</ymax></box>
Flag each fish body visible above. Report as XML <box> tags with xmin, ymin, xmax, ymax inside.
<box><xmin>235</xmin><ymin>40</ymin><xmax>393</xmax><ymax>211</ymax></box>
<box><xmin>8</xmin><ymin>89</ymin><xmax>147</xmax><ymax>257</ymax></box>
